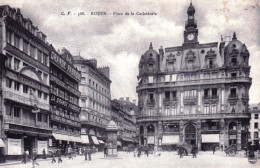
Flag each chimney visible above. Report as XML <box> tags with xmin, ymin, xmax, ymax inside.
<box><xmin>133</xmin><ymin>99</ymin><xmax>136</xmax><ymax>105</ymax></box>
<box><xmin>126</xmin><ymin>97</ymin><xmax>130</xmax><ymax>101</ymax></box>
<box><xmin>119</xmin><ymin>97</ymin><xmax>124</xmax><ymax>101</ymax></box>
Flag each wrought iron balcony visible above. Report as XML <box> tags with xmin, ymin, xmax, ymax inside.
<box><xmin>137</xmin><ymin>113</ymin><xmax>250</xmax><ymax>122</ymax></box>
<box><xmin>183</xmin><ymin>96</ymin><xmax>197</xmax><ymax>105</ymax></box>
<box><xmin>136</xmin><ymin>77</ymin><xmax>252</xmax><ymax>91</ymax></box>
<box><xmin>163</xmin><ymin>97</ymin><xmax>178</xmax><ymax>104</ymax></box>
<box><xmin>147</xmin><ymin>99</ymin><xmax>155</xmax><ymax>105</ymax></box>
<box><xmin>203</xmin><ymin>95</ymin><xmax>219</xmax><ymax>100</ymax></box>
<box><xmin>228</xmin><ymin>93</ymin><xmax>239</xmax><ymax>100</ymax></box>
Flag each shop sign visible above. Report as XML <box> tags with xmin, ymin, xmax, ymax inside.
<box><xmin>8</xmin><ymin>138</ymin><xmax>22</xmax><ymax>155</ymax></box>
<box><xmin>51</xmin><ymin>52</ymin><xmax>81</xmax><ymax>81</ymax></box>
<box><xmin>229</xmin><ymin>135</ymin><xmax>237</xmax><ymax>140</ymax></box>
<box><xmin>50</xmin><ymin>95</ymin><xmax>80</xmax><ymax>112</ymax></box>
<box><xmin>50</xmin><ymin>75</ymin><xmax>80</xmax><ymax>96</ymax></box>
<box><xmin>37</xmin><ymin>141</ymin><xmax>48</xmax><ymax>154</ymax></box>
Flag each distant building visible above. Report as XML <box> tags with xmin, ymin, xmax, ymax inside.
<box><xmin>49</xmin><ymin>47</ymin><xmax>82</xmax><ymax>152</ymax></box>
<box><xmin>136</xmin><ymin>3</ymin><xmax>251</xmax><ymax>151</ymax></box>
<box><xmin>73</xmin><ymin>56</ymin><xmax>111</xmax><ymax>150</ymax></box>
<box><xmin>0</xmin><ymin>6</ymin><xmax>52</xmax><ymax>159</ymax></box>
<box><xmin>111</xmin><ymin>98</ymin><xmax>138</xmax><ymax>149</ymax></box>
<box><xmin>249</xmin><ymin>104</ymin><xmax>260</xmax><ymax>146</ymax></box>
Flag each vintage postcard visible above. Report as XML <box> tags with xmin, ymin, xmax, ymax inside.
<box><xmin>0</xmin><ymin>0</ymin><xmax>259</xmax><ymax>168</ymax></box>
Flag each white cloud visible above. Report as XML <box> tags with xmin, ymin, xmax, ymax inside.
<box><xmin>1</xmin><ymin>0</ymin><xmax>259</xmax><ymax>103</ymax></box>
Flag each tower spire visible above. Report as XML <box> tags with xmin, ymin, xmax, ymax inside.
<box><xmin>232</xmin><ymin>32</ymin><xmax>237</xmax><ymax>40</ymax></box>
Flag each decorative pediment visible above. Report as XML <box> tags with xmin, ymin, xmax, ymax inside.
<box><xmin>230</xmin><ymin>49</ymin><xmax>239</xmax><ymax>57</ymax></box>
<box><xmin>185</xmin><ymin>50</ymin><xmax>196</xmax><ymax>61</ymax></box>
<box><xmin>166</xmin><ymin>53</ymin><xmax>176</xmax><ymax>62</ymax></box>
<box><xmin>205</xmin><ymin>49</ymin><xmax>216</xmax><ymax>59</ymax></box>
<box><xmin>147</xmin><ymin>57</ymin><xmax>155</xmax><ymax>65</ymax></box>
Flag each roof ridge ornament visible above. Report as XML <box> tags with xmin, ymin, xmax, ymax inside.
<box><xmin>149</xmin><ymin>42</ymin><xmax>153</xmax><ymax>49</ymax></box>
<box><xmin>232</xmin><ymin>32</ymin><xmax>237</xmax><ymax>40</ymax></box>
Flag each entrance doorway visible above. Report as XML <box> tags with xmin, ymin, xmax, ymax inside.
<box><xmin>184</xmin><ymin>124</ymin><xmax>196</xmax><ymax>146</ymax></box>
<box><xmin>24</xmin><ymin>136</ymin><xmax>34</xmax><ymax>156</ymax></box>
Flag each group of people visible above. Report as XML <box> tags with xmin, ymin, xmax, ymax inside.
<box><xmin>21</xmin><ymin>149</ymin><xmax>40</xmax><ymax>168</ymax></box>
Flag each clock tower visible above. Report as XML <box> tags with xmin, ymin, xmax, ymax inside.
<box><xmin>183</xmin><ymin>2</ymin><xmax>198</xmax><ymax>44</ymax></box>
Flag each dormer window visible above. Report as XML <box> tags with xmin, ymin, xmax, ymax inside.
<box><xmin>231</xmin><ymin>57</ymin><xmax>237</xmax><ymax>66</ymax></box>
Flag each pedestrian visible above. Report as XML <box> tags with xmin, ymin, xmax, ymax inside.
<box><xmin>191</xmin><ymin>146</ymin><xmax>197</xmax><ymax>158</ymax></box>
<box><xmin>57</xmin><ymin>149</ymin><xmax>62</xmax><ymax>163</ymax></box>
<box><xmin>221</xmin><ymin>145</ymin><xmax>223</xmax><ymax>151</ymax></box>
<box><xmin>212</xmin><ymin>145</ymin><xmax>216</xmax><ymax>155</ymax></box>
<box><xmin>21</xmin><ymin>151</ymin><xmax>27</xmax><ymax>164</ymax></box>
<box><xmin>145</xmin><ymin>146</ymin><xmax>149</xmax><ymax>157</ymax></box>
<box><xmin>87</xmin><ymin>146</ymin><xmax>92</xmax><ymax>161</ymax></box>
<box><xmin>179</xmin><ymin>146</ymin><xmax>183</xmax><ymax>158</ymax></box>
<box><xmin>104</xmin><ymin>147</ymin><xmax>107</xmax><ymax>158</ymax></box>
<box><xmin>134</xmin><ymin>148</ymin><xmax>137</xmax><ymax>157</ymax></box>
<box><xmin>42</xmin><ymin>149</ymin><xmax>46</xmax><ymax>159</ymax></box>
<box><xmin>32</xmin><ymin>150</ymin><xmax>39</xmax><ymax>168</ymax></box>
<box><xmin>137</xmin><ymin>146</ymin><xmax>141</xmax><ymax>157</ymax></box>
<box><xmin>51</xmin><ymin>149</ymin><xmax>56</xmax><ymax>163</ymax></box>
<box><xmin>84</xmin><ymin>147</ymin><xmax>88</xmax><ymax>161</ymax></box>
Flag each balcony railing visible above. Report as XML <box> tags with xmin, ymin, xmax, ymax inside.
<box><xmin>163</xmin><ymin>97</ymin><xmax>178</xmax><ymax>104</ymax></box>
<box><xmin>203</xmin><ymin>95</ymin><xmax>219</xmax><ymax>100</ymax></box>
<box><xmin>136</xmin><ymin>77</ymin><xmax>252</xmax><ymax>91</ymax></box>
<box><xmin>4</xmin><ymin>116</ymin><xmax>51</xmax><ymax>130</ymax></box>
<box><xmin>137</xmin><ymin>113</ymin><xmax>250</xmax><ymax>122</ymax></box>
<box><xmin>228</xmin><ymin>94</ymin><xmax>239</xmax><ymax>100</ymax></box>
<box><xmin>147</xmin><ymin>99</ymin><xmax>155</xmax><ymax>105</ymax></box>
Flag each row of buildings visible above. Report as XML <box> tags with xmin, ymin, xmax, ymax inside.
<box><xmin>135</xmin><ymin>2</ymin><xmax>256</xmax><ymax>151</ymax></box>
<box><xmin>0</xmin><ymin>5</ymin><xmax>137</xmax><ymax>160</ymax></box>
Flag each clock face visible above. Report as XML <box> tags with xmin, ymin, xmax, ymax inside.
<box><xmin>187</xmin><ymin>33</ymin><xmax>195</xmax><ymax>40</ymax></box>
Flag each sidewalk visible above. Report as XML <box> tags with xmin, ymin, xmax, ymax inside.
<box><xmin>0</xmin><ymin>152</ymin><xmax>104</xmax><ymax>167</ymax></box>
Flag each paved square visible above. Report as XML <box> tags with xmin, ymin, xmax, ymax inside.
<box><xmin>2</xmin><ymin>151</ymin><xmax>260</xmax><ymax>168</ymax></box>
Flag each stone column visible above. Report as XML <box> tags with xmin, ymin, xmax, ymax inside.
<box><xmin>154</xmin><ymin>123</ymin><xmax>158</xmax><ymax>147</ymax></box>
<box><xmin>179</xmin><ymin>120</ymin><xmax>184</xmax><ymax>143</ymax></box>
<box><xmin>180</xmin><ymin>90</ymin><xmax>184</xmax><ymax>113</ymax></box>
<box><xmin>198</xmin><ymin>89</ymin><xmax>202</xmax><ymax>113</ymax></box>
<box><xmin>221</xmin><ymin>87</ymin><xmax>225</xmax><ymax>111</ymax></box>
<box><xmin>157</xmin><ymin>121</ymin><xmax>163</xmax><ymax>147</ymax></box>
<box><xmin>220</xmin><ymin>118</ymin><xmax>225</xmax><ymax>149</ymax></box>
<box><xmin>237</xmin><ymin>121</ymin><xmax>242</xmax><ymax>151</ymax></box>
<box><xmin>144</xmin><ymin>124</ymin><xmax>147</xmax><ymax>146</ymax></box>
<box><xmin>197</xmin><ymin>120</ymin><xmax>201</xmax><ymax>150</ymax></box>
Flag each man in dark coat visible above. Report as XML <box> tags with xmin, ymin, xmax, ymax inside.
<box><xmin>87</xmin><ymin>146</ymin><xmax>91</xmax><ymax>161</ymax></box>
<box><xmin>51</xmin><ymin>149</ymin><xmax>56</xmax><ymax>163</ymax></box>
<box><xmin>104</xmin><ymin>147</ymin><xmax>107</xmax><ymax>158</ymax></box>
<box><xmin>57</xmin><ymin>149</ymin><xmax>62</xmax><ymax>163</ymax></box>
<box><xmin>212</xmin><ymin>145</ymin><xmax>216</xmax><ymax>155</ymax></box>
<box><xmin>137</xmin><ymin>146</ymin><xmax>141</xmax><ymax>157</ymax></box>
<box><xmin>191</xmin><ymin>146</ymin><xmax>197</xmax><ymax>158</ymax></box>
<box><xmin>42</xmin><ymin>149</ymin><xmax>46</xmax><ymax>159</ymax></box>
<box><xmin>21</xmin><ymin>151</ymin><xmax>27</xmax><ymax>164</ymax></box>
<box><xmin>179</xmin><ymin>146</ymin><xmax>184</xmax><ymax>158</ymax></box>
<box><xmin>32</xmin><ymin>150</ymin><xmax>39</xmax><ymax>168</ymax></box>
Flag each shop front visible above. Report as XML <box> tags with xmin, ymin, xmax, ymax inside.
<box><xmin>201</xmin><ymin>134</ymin><xmax>220</xmax><ymax>151</ymax></box>
<box><xmin>161</xmin><ymin>135</ymin><xmax>179</xmax><ymax>151</ymax></box>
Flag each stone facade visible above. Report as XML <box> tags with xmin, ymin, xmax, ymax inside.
<box><xmin>73</xmin><ymin>56</ymin><xmax>111</xmax><ymax>150</ymax></box>
<box><xmin>136</xmin><ymin>3</ymin><xmax>251</xmax><ymax>151</ymax></box>
<box><xmin>0</xmin><ymin>5</ymin><xmax>52</xmax><ymax>159</ymax></box>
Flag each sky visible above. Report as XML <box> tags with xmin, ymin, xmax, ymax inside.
<box><xmin>1</xmin><ymin>0</ymin><xmax>260</xmax><ymax>104</ymax></box>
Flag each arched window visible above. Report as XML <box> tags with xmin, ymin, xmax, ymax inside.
<box><xmin>147</xmin><ymin>124</ymin><xmax>155</xmax><ymax>133</ymax></box>
<box><xmin>231</xmin><ymin>58</ymin><xmax>237</xmax><ymax>66</ymax></box>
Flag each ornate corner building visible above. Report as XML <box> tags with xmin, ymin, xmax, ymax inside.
<box><xmin>0</xmin><ymin>6</ymin><xmax>52</xmax><ymax>159</ymax></box>
<box><xmin>136</xmin><ymin>3</ymin><xmax>251</xmax><ymax>151</ymax></box>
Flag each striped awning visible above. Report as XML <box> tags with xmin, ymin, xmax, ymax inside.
<box><xmin>98</xmin><ymin>140</ymin><xmax>105</xmax><ymax>144</ymax></box>
<box><xmin>81</xmin><ymin>135</ymin><xmax>89</xmax><ymax>144</ymax></box>
<box><xmin>91</xmin><ymin>136</ymin><xmax>99</xmax><ymax>145</ymax></box>
<box><xmin>52</xmin><ymin>133</ymin><xmax>71</xmax><ymax>141</ymax></box>
<box><xmin>69</xmin><ymin>136</ymin><xmax>82</xmax><ymax>143</ymax></box>
<box><xmin>0</xmin><ymin>139</ymin><xmax>5</xmax><ymax>148</ymax></box>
